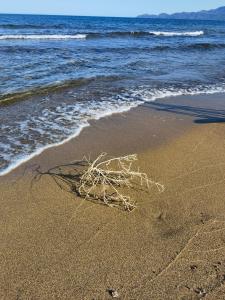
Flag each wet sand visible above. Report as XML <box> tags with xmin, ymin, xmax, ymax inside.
<box><xmin>1</xmin><ymin>94</ymin><xmax>225</xmax><ymax>299</ymax></box>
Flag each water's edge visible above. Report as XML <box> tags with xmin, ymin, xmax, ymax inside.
<box><xmin>1</xmin><ymin>90</ymin><xmax>224</xmax><ymax>177</ymax></box>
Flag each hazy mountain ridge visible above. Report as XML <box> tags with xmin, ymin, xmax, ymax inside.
<box><xmin>138</xmin><ymin>6</ymin><xmax>225</xmax><ymax>21</ymax></box>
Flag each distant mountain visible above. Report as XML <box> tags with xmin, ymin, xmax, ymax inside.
<box><xmin>138</xmin><ymin>6</ymin><xmax>225</xmax><ymax>21</ymax></box>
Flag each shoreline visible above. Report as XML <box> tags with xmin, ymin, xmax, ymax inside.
<box><xmin>2</xmin><ymin>91</ymin><xmax>225</xmax><ymax>179</ymax></box>
<box><xmin>0</xmin><ymin>96</ymin><xmax>143</xmax><ymax>177</ymax></box>
<box><xmin>0</xmin><ymin>93</ymin><xmax>195</xmax><ymax>180</ymax></box>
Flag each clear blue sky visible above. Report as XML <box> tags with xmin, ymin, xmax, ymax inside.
<box><xmin>1</xmin><ymin>0</ymin><xmax>225</xmax><ymax>17</ymax></box>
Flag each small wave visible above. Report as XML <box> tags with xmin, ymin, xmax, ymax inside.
<box><xmin>0</xmin><ymin>75</ymin><xmax>122</xmax><ymax>106</ymax></box>
<box><xmin>83</xmin><ymin>31</ymin><xmax>149</xmax><ymax>39</ymax></box>
<box><xmin>0</xmin><ymin>34</ymin><xmax>87</xmax><ymax>40</ymax></box>
<box><xmin>149</xmin><ymin>31</ymin><xmax>204</xmax><ymax>37</ymax></box>
<box><xmin>106</xmin><ymin>31</ymin><xmax>149</xmax><ymax>37</ymax></box>
<box><xmin>0</xmin><ymin>31</ymin><xmax>205</xmax><ymax>41</ymax></box>
<box><xmin>87</xmin><ymin>31</ymin><xmax>174</xmax><ymax>39</ymax></box>
<box><xmin>88</xmin><ymin>31</ymin><xmax>205</xmax><ymax>39</ymax></box>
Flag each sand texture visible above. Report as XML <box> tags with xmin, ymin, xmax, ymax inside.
<box><xmin>1</xmin><ymin>95</ymin><xmax>225</xmax><ymax>299</ymax></box>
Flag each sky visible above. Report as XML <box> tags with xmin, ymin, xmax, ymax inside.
<box><xmin>1</xmin><ymin>0</ymin><xmax>225</xmax><ymax>17</ymax></box>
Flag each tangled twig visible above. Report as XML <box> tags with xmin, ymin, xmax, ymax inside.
<box><xmin>35</xmin><ymin>153</ymin><xmax>164</xmax><ymax>211</ymax></box>
<box><xmin>78</xmin><ymin>153</ymin><xmax>164</xmax><ymax>211</ymax></box>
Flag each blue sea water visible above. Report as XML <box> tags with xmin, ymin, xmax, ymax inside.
<box><xmin>1</xmin><ymin>14</ymin><xmax>225</xmax><ymax>175</ymax></box>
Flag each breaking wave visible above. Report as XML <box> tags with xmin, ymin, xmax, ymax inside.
<box><xmin>149</xmin><ymin>30</ymin><xmax>204</xmax><ymax>37</ymax></box>
<box><xmin>0</xmin><ymin>31</ymin><xmax>205</xmax><ymax>41</ymax></box>
<box><xmin>0</xmin><ymin>34</ymin><xmax>87</xmax><ymax>40</ymax></box>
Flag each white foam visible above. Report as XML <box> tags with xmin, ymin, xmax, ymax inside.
<box><xmin>0</xmin><ymin>34</ymin><xmax>87</xmax><ymax>40</ymax></box>
<box><xmin>149</xmin><ymin>31</ymin><xmax>204</xmax><ymax>37</ymax></box>
<box><xmin>0</xmin><ymin>101</ymin><xmax>139</xmax><ymax>177</ymax></box>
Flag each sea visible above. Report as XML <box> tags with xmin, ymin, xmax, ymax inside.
<box><xmin>1</xmin><ymin>14</ymin><xmax>225</xmax><ymax>175</ymax></box>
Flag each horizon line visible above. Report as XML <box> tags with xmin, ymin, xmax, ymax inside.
<box><xmin>0</xmin><ymin>5</ymin><xmax>223</xmax><ymax>19</ymax></box>
<box><xmin>0</xmin><ymin>12</ymin><xmax>137</xmax><ymax>18</ymax></box>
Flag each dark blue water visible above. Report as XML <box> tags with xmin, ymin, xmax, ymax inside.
<box><xmin>1</xmin><ymin>14</ymin><xmax>225</xmax><ymax>175</ymax></box>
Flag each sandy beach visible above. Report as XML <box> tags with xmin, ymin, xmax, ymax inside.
<box><xmin>1</xmin><ymin>94</ymin><xmax>225</xmax><ymax>299</ymax></box>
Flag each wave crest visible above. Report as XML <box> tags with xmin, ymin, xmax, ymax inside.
<box><xmin>0</xmin><ymin>31</ymin><xmax>205</xmax><ymax>40</ymax></box>
<box><xmin>0</xmin><ymin>34</ymin><xmax>87</xmax><ymax>40</ymax></box>
<box><xmin>149</xmin><ymin>30</ymin><xmax>204</xmax><ymax>37</ymax></box>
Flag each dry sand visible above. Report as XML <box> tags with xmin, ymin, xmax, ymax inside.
<box><xmin>1</xmin><ymin>94</ymin><xmax>225</xmax><ymax>299</ymax></box>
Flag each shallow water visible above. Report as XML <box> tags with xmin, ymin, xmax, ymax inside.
<box><xmin>1</xmin><ymin>14</ymin><xmax>225</xmax><ymax>174</ymax></box>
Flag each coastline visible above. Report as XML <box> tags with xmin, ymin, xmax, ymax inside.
<box><xmin>2</xmin><ymin>86</ymin><xmax>225</xmax><ymax>179</ymax></box>
<box><xmin>1</xmin><ymin>91</ymin><xmax>225</xmax><ymax>180</ymax></box>
<box><xmin>1</xmin><ymin>93</ymin><xmax>196</xmax><ymax>180</ymax></box>
<box><xmin>1</xmin><ymin>93</ymin><xmax>225</xmax><ymax>299</ymax></box>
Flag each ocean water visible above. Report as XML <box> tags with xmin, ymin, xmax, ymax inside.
<box><xmin>1</xmin><ymin>14</ymin><xmax>225</xmax><ymax>175</ymax></box>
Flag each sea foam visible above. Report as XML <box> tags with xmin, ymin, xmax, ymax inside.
<box><xmin>0</xmin><ymin>34</ymin><xmax>87</xmax><ymax>40</ymax></box>
<box><xmin>149</xmin><ymin>31</ymin><xmax>204</xmax><ymax>37</ymax></box>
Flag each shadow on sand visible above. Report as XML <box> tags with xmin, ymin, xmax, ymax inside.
<box><xmin>144</xmin><ymin>101</ymin><xmax>225</xmax><ymax>124</ymax></box>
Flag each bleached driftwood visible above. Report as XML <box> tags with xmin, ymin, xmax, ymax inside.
<box><xmin>35</xmin><ymin>153</ymin><xmax>164</xmax><ymax>211</ymax></box>
<box><xmin>78</xmin><ymin>153</ymin><xmax>164</xmax><ymax>211</ymax></box>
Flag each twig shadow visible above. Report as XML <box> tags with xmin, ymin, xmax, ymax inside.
<box><xmin>32</xmin><ymin>160</ymin><xmax>134</xmax><ymax>210</ymax></box>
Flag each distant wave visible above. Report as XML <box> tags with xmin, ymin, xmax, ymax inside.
<box><xmin>94</xmin><ymin>30</ymin><xmax>205</xmax><ymax>38</ymax></box>
<box><xmin>104</xmin><ymin>31</ymin><xmax>149</xmax><ymax>37</ymax></box>
<box><xmin>0</xmin><ymin>34</ymin><xmax>87</xmax><ymax>40</ymax></box>
<box><xmin>80</xmin><ymin>31</ymin><xmax>150</xmax><ymax>39</ymax></box>
<box><xmin>92</xmin><ymin>31</ymin><xmax>205</xmax><ymax>38</ymax></box>
<box><xmin>0</xmin><ymin>31</ymin><xmax>205</xmax><ymax>41</ymax></box>
<box><xmin>149</xmin><ymin>31</ymin><xmax>204</xmax><ymax>37</ymax></box>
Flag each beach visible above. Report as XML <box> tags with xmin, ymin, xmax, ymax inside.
<box><xmin>1</xmin><ymin>94</ymin><xmax>225</xmax><ymax>299</ymax></box>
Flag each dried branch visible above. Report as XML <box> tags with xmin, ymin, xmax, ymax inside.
<box><xmin>36</xmin><ymin>153</ymin><xmax>164</xmax><ymax>211</ymax></box>
<box><xmin>78</xmin><ymin>153</ymin><xmax>164</xmax><ymax>211</ymax></box>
